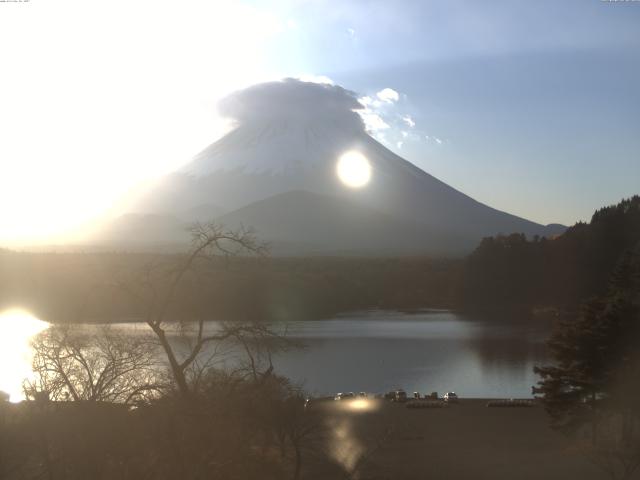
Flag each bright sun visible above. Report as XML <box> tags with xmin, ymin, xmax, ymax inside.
<box><xmin>336</xmin><ymin>151</ymin><xmax>372</xmax><ymax>188</ymax></box>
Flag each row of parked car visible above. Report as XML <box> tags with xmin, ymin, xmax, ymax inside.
<box><xmin>384</xmin><ymin>389</ymin><xmax>459</xmax><ymax>403</ymax></box>
<box><xmin>333</xmin><ymin>389</ymin><xmax>459</xmax><ymax>403</ymax></box>
<box><xmin>333</xmin><ymin>392</ymin><xmax>367</xmax><ymax>400</ymax></box>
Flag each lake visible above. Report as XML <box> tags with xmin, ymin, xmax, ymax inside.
<box><xmin>270</xmin><ymin>310</ymin><xmax>550</xmax><ymax>398</ymax></box>
<box><xmin>0</xmin><ymin>309</ymin><xmax>550</xmax><ymax>401</ymax></box>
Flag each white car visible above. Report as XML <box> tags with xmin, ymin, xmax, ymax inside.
<box><xmin>393</xmin><ymin>389</ymin><xmax>408</xmax><ymax>402</ymax></box>
<box><xmin>443</xmin><ymin>392</ymin><xmax>459</xmax><ymax>403</ymax></box>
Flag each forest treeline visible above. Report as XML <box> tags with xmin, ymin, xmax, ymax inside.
<box><xmin>461</xmin><ymin>196</ymin><xmax>640</xmax><ymax>311</ymax></box>
<box><xmin>0</xmin><ymin>251</ymin><xmax>461</xmax><ymax>324</ymax></box>
<box><xmin>1</xmin><ymin>196</ymin><xmax>638</xmax><ymax>323</ymax></box>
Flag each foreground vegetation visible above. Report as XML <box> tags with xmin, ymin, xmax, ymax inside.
<box><xmin>534</xmin><ymin>242</ymin><xmax>640</xmax><ymax>480</ymax></box>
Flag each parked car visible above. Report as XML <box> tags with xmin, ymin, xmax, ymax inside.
<box><xmin>443</xmin><ymin>392</ymin><xmax>459</xmax><ymax>403</ymax></box>
<box><xmin>393</xmin><ymin>389</ymin><xmax>408</xmax><ymax>403</ymax></box>
<box><xmin>358</xmin><ymin>392</ymin><xmax>367</xmax><ymax>398</ymax></box>
<box><xmin>334</xmin><ymin>392</ymin><xmax>356</xmax><ymax>401</ymax></box>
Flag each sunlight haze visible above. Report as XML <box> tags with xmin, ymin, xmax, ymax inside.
<box><xmin>0</xmin><ymin>4</ymin><xmax>639</xmax><ymax>478</ymax></box>
<box><xmin>0</xmin><ymin>0</ymin><xmax>283</xmax><ymax>243</ymax></box>
<box><xmin>1</xmin><ymin>0</ymin><xmax>639</xmax><ymax>244</ymax></box>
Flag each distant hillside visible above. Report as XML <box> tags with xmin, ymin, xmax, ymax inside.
<box><xmin>461</xmin><ymin>196</ymin><xmax>640</xmax><ymax>310</ymax></box>
<box><xmin>89</xmin><ymin>213</ymin><xmax>190</xmax><ymax>248</ymax></box>
<box><xmin>0</xmin><ymin>250</ymin><xmax>461</xmax><ymax>324</ymax></box>
<box><xmin>215</xmin><ymin>190</ymin><xmax>469</xmax><ymax>256</ymax></box>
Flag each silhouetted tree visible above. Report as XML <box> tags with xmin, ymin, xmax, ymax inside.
<box><xmin>118</xmin><ymin>223</ymin><xmax>250</xmax><ymax>391</ymax></box>
<box><xmin>462</xmin><ymin>196</ymin><xmax>640</xmax><ymax>312</ymax></box>
<box><xmin>115</xmin><ymin>222</ymin><xmax>293</xmax><ymax>397</ymax></box>
<box><xmin>25</xmin><ymin>325</ymin><xmax>164</xmax><ymax>404</ymax></box>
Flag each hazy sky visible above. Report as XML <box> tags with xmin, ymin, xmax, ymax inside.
<box><xmin>1</xmin><ymin>0</ymin><xmax>639</xmax><ymax>243</ymax></box>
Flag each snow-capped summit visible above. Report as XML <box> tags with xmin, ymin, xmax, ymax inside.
<box><xmin>184</xmin><ymin>119</ymin><xmax>359</xmax><ymax>177</ymax></box>
<box><xmin>183</xmin><ymin>79</ymin><xmax>365</xmax><ymax>177</ymax></box>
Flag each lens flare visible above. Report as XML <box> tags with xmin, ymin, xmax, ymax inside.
<box><xmin>336</xmin><ymin>151</ymin><xmax>371</xmax><ymax>188</ymax></box>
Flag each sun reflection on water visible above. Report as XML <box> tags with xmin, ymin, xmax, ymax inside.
<box><xmin>0</xmin><ymin>309</ymin><xmax>49</xmax><ymax>402</ymax></box>
<box><xmin>327</xmin><ymin>398</ymin><xmax>382</xmax><ymax>474</ymax></box>
<box><xmin>327</xmin><ymin>416</ymin><xmax>364</xmax><ymax>474</ymax></box>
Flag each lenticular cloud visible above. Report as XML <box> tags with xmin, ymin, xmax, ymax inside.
<box><xmin>217</xmin><ymin>78</ymin><xmax>365</xmax><ymax>131</ymax></box>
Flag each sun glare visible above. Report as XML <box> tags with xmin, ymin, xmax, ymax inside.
<box><xmin>0</xmin><ymin>309</ymin><xmax>49</xmax><ymax>402</ymax></box>
<box><xmin>336</xmin><ymin>151</ymin><xmax>372</xmax><ymax>188</ymax></box>
<box><xmin>0</xmin><ymin>0</ymin><xmax>281</xmax><ymax>244</ymax></box>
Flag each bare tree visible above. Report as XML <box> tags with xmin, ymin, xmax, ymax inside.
<box><xmin>116</xmin><ymin>222</ymin><xmax>283</xmax><ymax>397</ymax></box>
<box><xmin>24</xmin><ymin>325</ymin><xmax>164</xmax><ymax>404</ymax></box>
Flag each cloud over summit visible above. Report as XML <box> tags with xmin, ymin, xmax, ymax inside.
<box><xmin>217</xmin><ymin>78</ymin><xmax>365</xmax><ymax>131</ymax></box>
<box><xmin>215</xmin><ymin>79</ymin><xmax>436</xmax><ymax>151</ymax></box>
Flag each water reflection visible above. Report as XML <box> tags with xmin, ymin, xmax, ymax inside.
<box><xmin>327</xmin><ymin>415</ymin><xmax>364</xmax><ymax>473</ymax></box>
<box><xmin>0</xmin><ymin>309</ymin><xmax>49</xmax><ymax>401</ymax></box>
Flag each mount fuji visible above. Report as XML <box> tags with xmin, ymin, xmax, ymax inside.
<box><xmin>95</xmin><ymin>79</ymin><xmax>564</xmax><ymax>255</ymax></box>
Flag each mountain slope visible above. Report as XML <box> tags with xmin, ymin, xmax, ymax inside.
<box><xmin>90</xmin><ymin>213</ymin><xmax>190</xmax><ymax>247</ymax></box>
<box><xmin>216</xmin><ymin>190</ymin><xmax>469</xmax><ymax>255</ymax></box>
<box><xmin>107</xmin><ymin>79</ymin><xmax>564</xmax><ymax>255</ymax></box>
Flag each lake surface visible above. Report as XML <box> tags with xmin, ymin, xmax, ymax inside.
<box><xmin>270</xmin><ymin>310</ymin><xmax>550</xmax><ymax>398</ymax></box>
<box><xmin>0</xmin><ymin>309</ymin><xmax>551</xmax><ymax>401</ymax></box>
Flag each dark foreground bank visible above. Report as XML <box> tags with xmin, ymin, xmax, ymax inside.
<box><xmin>2</xmin><ymin>394</ymin><xmax>635</xmax><ymax>480</ymax></box>
<box><xmin>305</xmin><ymin>398</ymin><xmax>630</xmax><ymax>480</ymax></box>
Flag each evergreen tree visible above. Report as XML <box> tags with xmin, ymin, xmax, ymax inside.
<box><xmin>462</xmin><ymin>196</ymin><xmax>640</xmax><ymax>310</ymax></box>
